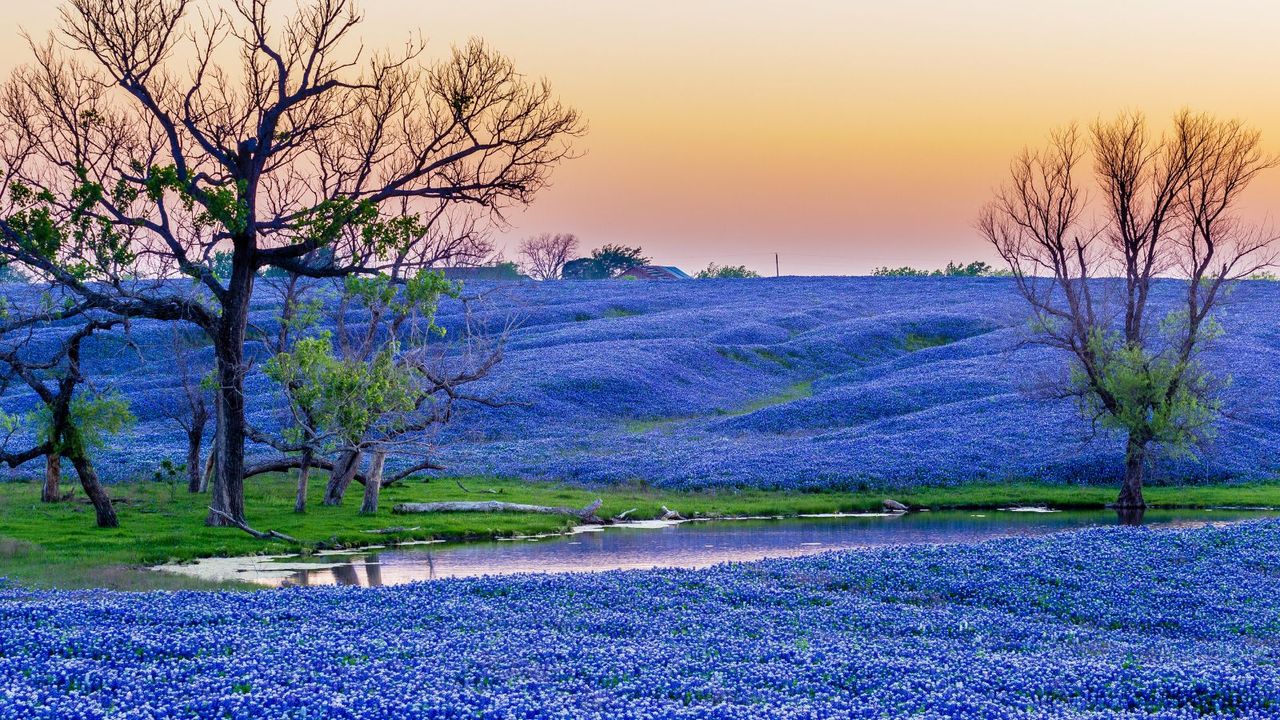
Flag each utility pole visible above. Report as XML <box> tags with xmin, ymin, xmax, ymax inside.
<box><xmin>775</xmin><ymin>253</ymin><xmax>779</xmax><ymax>278</ymax></box>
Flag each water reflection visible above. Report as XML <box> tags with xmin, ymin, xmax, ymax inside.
<box><xmin>1115</xmin><ymin>507</ymin><xmax>1146</xmax><ymax>526</ymax></box>
<box><xmin>272</xmin><ymin>508</ymin><xmax>1277</xmax><ymax>588</ymax></box>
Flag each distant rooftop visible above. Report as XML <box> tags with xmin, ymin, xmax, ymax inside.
<box><xmin>618</xmin><ymin>265</ymin><xmax>691</xmax><ymax>280</ymax></box>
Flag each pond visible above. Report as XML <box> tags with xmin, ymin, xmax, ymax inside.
<box><xmin>159</xmin><ymin>507</ymin><xmax>1280</xmax><ymax>587</ymax></box>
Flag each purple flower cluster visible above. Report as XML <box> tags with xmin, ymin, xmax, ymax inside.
<box><xmin>4</xmin><ymin>276</ymin><xmax>1280</xmax><ymax>489</ymax></box>
<box><xmin>4</xmin><ymin>520</ymin><xmax>1280</xmax><ymax>718</ymax></box>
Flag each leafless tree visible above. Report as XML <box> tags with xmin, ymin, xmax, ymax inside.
<box><xmin>0</xmin><ymin>0</ymin><xmax>584</xmax><ymax>526</ymax></box>
<box><xmin>978</xmin><ymin>110</ymin><xmax>1277</xmax><ymax>509</ymax></box>
<box><xmin>519</xmin><ymin>232</ymin><xmax>578</xmax><ymax>280</ymax></box>
<box><xmin>160</xmin><ymin>327</ymin><xmax>213</xmax><ymax>493</ymax></box>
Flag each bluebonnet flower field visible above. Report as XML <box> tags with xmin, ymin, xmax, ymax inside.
<box><xmin>3</xmin><ymin>519</ymin><xmax>1280</xmax><ymax>719</ymax></box>
<box><xmin>7</xmin><ymin>2</ymin><xmax>1280</xmax><ymax>718</ymax></box>
<box><xmin>3</xmin><ymin>276</ymin><xmax>1278</xmax><ymax>490</ymax></box>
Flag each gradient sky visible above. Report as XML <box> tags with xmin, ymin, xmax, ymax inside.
<box><xmin>3</xmin><ymin>1</ymin><xmax>1280</xmax><ymax>275</ymax></box>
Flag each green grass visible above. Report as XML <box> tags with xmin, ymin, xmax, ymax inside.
<box><xmin>752</xmin><ymin>348</ymin><xmax>795</xmax><ymax>368</ymax></box>
<box><xmin>716</xmin><ymin>346</ymin><xmax>752</xmax><ymax>363</ymax></box>
<box><xmin>3</xmin><ymin>475</ymin><xmax>1279</xmax><ymax>591</ymax></box>
<box><xmin>623</xmin><ymin>417</ymin><xmax>686</xmax><ymax>433</ymax></box>
<box><xmin>901</xmin><ymin>332</ymin><xmax>954</xmax><ymax>352</ymax></box>
<box><xmin>0</xmin><ymin>476</ymin><xmax>577</xmax><ymax>591</ymax></box>
<box><xmin>727</xmin><ymin>380</ymin><xmax>813</xmax><ymax>415</ymax></box>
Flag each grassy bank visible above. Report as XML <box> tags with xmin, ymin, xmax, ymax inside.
<box><xmin>2</xmin><ymin>475</ymin><xmax>1279</xmax><ymax>590</ymax></box>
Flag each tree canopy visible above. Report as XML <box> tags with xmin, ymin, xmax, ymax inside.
<box><xmin>0</xmin><ymin>0</ymin><xmax>584</xmax><ymax>525</ymax></box>
<box><xmin>562</xmin><ymin>244</ymin><xmax>648</xmax><ymax>279</ymax></box>
<box><xmin>978</xmin><ymin>111</ymin><xmax>1276</xmax><ymax>510</ymax></box>
<box><xmin>871</xmin><ymin>261</ymin><xmax>1003</xmax><ymax>277</ymax></box>
<box><xmin>696</xmin><ymin>263</ymin><xmax>759</xmax><ymax>279</ymax></box>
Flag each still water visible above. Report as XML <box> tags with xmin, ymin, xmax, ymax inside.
<box><xmin>185</xmin><ymin>507</ymin><xmax>1278</xmax><ymax>588</ymax></box>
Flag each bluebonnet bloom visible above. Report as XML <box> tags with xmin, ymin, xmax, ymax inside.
<box><xmin>3</xmin><ymin>520</ymin><xmax>1280</xmax><ymax>718</ymax></box>
<box><xmin>3</xmin><ymin>277</ymin><xmax>1279</xmax><ymax>489</ymax></box>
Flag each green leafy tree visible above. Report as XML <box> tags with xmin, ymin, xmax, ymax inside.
<box><xmin>561</xmin><ymin>257</ymin><xmax>605</xmax><ymax>280</ymax></box>
<box><xmin>871</xmin><ymin>265</ymin><xmax>930</xmax><ymax>277</ymax></box>
<box><xmin>564</xmin><ymin>245</ymin><xmax>649</xmax><ymax>279</ymax></box>
<box><xmin>592</xmin><ymin>245</ymin><xmax>649</xmax><ymax>277</ymax></box>
<box><xmin>261</xmin><ymin>269</ymin><xmax>504</xmax><ymax>514</ymax></box>
<box><xmin>491</xmin><ymin>261</ymin><xmax>524</xmax><ymax>280</ymax></box>
<box><xmin>979</xmin><ymin>111</ymin><xmax>1276</xmax><ymax>510</ymax></box>
<box><xmin>1074</xmin><ymin>330</ymin><xmax>1221</xmax><ymax>470</ymax></box>
<box><xmin>871</xmin><ymin>260</ymin><xmax>1003</xmax><ymax>277</ymax></box>
<box><xmin>0</xmin><ymin>1</ymin><xmax>583</xmax><ymax>527</ymax></box>
<box><xmin>696</xmin><ymin>263</ymin><xmax>760</xmax><ymax>279</ymax></box>
<box><xmin>0</xmin><ymin>310</ymin><xmax>131</xmax><ymax>527</ymax></box>
<box><xmin>939</xmin><ymin>261</ymin><xmax>995</xmax><ymax>277</ymax></box>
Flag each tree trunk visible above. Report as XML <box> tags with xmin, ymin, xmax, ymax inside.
<box><xmin>294</xmin><ymin>447</ymin><xmax>313</xmax><ymax>514</ymax></box>
<box><xmin>324</xmin><ymin>449</ymin><xmax>362</xmax><ymax>506</ymax></box>
<box><xmin>186</xmin><ymin>427</ymin><xmax>204</xmax><ymax>494</ymax></box>
<box><xmin>41</xmin><ymin>453</ymin><xmax>61</xmax><ymax>503</ymax></box>
<box><xmin>360</xmin><ymin>450</ymin><xmax>387</xmax><ymax>515</ymax></box>
<box><xmin>200</xmin><ymin>435</ymin><xmax>216</xmax><ymax>493</ymax></box>
<box><xmin>67</xmin><ymin>452</ymin><xmax>117</xmax><ymax>529</ymax></box>
<box><xmin>1115</xmin><ymin>433</ymin><xmax>1147</xmax><ymax>509</ymax></box>
<box><xmin>206</xmin><ymin>259</ymin><xmax>254</xmax><ymax>526</ymax></box>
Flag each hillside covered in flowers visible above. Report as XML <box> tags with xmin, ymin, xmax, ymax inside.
<box><xmin>3</xmin><ymin>276</ymin><xmax>1278</xmax><ymax>490</ymax></box>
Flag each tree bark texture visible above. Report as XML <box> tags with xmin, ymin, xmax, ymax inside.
<box><xmin>186</xmin><ymin>427</ymin><xmax>204</xmax><ymax>493</ymax></box>
<box><xmin>294</xmin><ymin>448</ymin><xmax>313</xmax><ymax>514</ymax></box>
<box><xmin>359</xmin><ymin>450</ymin><xmax>387</xmax><ymax>515</ymax></box>
<box><xmin>324</xmin><ymin>449</ymin><xmax>362</xmax><ymax>506</ymax></box>
<box><xmin>1116</xmin><ymin>433</ymin><xmax>1147</xmax><ymax>509</ymax></box>
<box><xmin>68</xmin><ymin>452</ymin><xmax>117</xmax><ymax>528</ymax></box>
<box><xmin>41</xmin><ymin>453</ymin><xmax>61</xmax><ymax>503</ymax></box>
<box><xmin>207</xmin><ymin>258</ymin><xmax>254</xmax><ymax>526</ymax></box>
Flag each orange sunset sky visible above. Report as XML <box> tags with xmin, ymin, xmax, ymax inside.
<box><xmin>2</xmin><ymin>1</ymin><xmax>1279</xmax><ymax>275</ymax></box>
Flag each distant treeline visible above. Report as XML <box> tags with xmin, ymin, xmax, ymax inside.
<box><xmin>872</xmin><ymin>261</ymin><xmax>1010</xmax><ymax>278</ymax></box>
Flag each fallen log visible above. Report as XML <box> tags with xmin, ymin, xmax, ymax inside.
<box><xmin>660</xmin><ymin>505</ymin><xmax>684</xmax><ymax>521</ymax></box>
<box><xmin>393</xmin><ymin>498</ymin><xmax>605</xmax><ymax>524</ymax></box>
<box><xmin>208</xmin><ymin>507</ymin><xmax>301</xmax><ymax>544</ymax></box>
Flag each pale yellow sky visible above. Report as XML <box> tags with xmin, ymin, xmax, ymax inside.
<box><xmin>4</xmin><ymin>1</ymin><xmax>1280</xmax><ymax>274</ymax></box>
